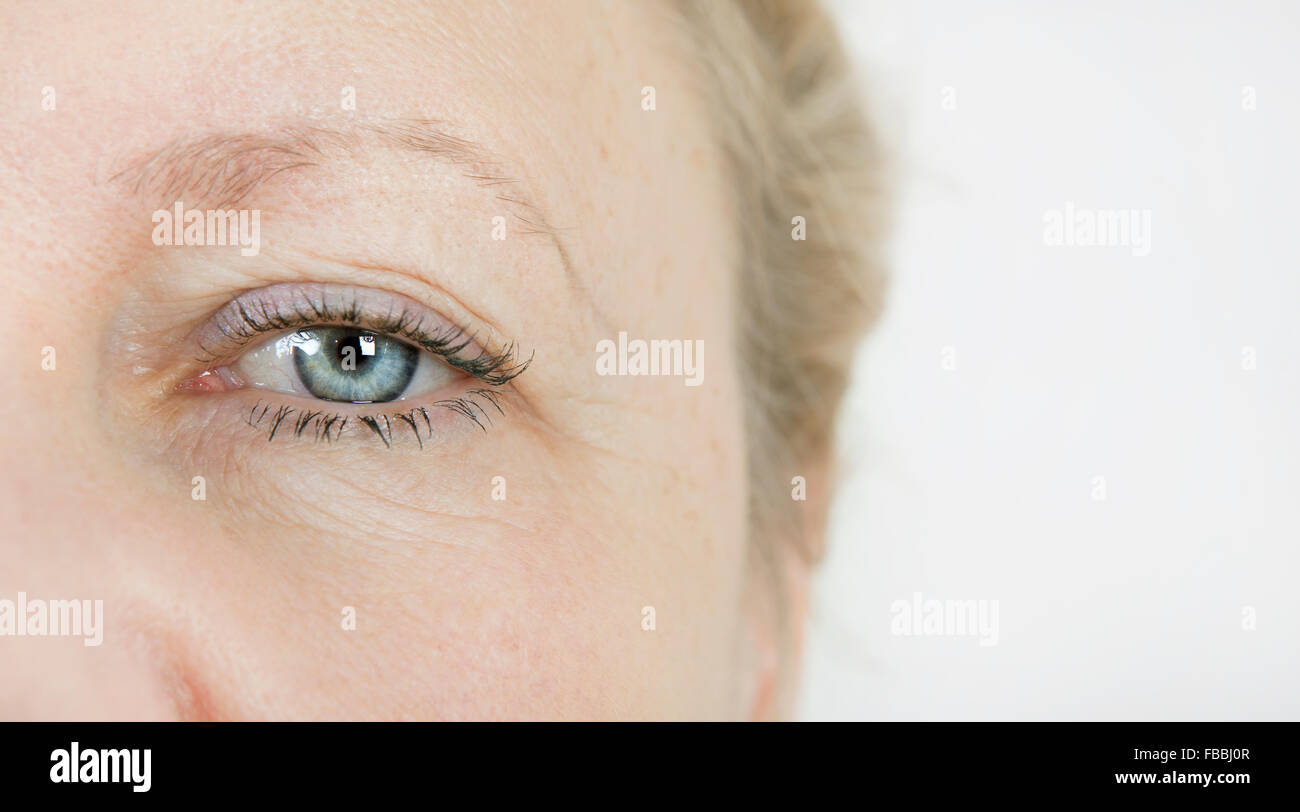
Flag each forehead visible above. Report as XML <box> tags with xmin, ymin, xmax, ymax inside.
<box><xmin>9</xmin><ymin>0</ymin><xmax>729</xmax><ymax>329</ymax></box>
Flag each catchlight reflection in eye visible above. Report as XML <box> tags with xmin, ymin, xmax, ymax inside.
<box><xmin>233</xmin><ymin>327</ymin><xmax>455</xmax><ymax>403</ymax></box>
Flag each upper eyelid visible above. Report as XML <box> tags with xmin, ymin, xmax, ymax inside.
<box><xmin>195</xmin><ymin>282</ymin><xmax>459</xmax><ymax>358</ymax></box>
<box><xmin>193</xmin><ymin>282</ymin><xmax>532</xmax><ymax>385</ymax></box>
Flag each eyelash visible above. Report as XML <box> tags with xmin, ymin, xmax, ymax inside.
<box><xmin>244</xmin><ymin>388</ymin><xmax>506</xmax><ymax>448</ymax></box>
<box><xmin>199</xmin><ymin>288</ymin><xmax>530</xmax><ymax>446</ymax></box>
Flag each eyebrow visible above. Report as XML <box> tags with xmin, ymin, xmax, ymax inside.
<box><xmin>108</xmin><ymin>118</ymin><xmax>571</xmax><ymax>268</ymax></box>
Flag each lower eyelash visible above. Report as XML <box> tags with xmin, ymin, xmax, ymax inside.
<box><xmin>245</xmin><ymin>388</ymin><xmax>506</xmax><ymax>447</ymax></box>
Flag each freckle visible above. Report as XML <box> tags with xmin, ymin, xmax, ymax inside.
<box><xmin>600</xmin><ymin>143</ymin><xmax>609</xmax><ymax>160</ymax></box>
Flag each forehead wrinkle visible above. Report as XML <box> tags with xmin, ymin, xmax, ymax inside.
<box><xmin>107</xmin><ymin>117</ymin><xmax>600</xmax><ymax>324</ymax></box>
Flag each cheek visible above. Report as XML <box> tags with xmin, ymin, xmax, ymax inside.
<box><xmin>335</xmin><ymin>443</ymin><xmax>749</xmax><ymax>720</ymax></box>
<box><xmin>323</xmin><ymin>414</ymin><xmax>749</xmax><ymax>720</ymax></box>
<box><xmin>156</xmin><ymin>526</ymin><xmax>745</xmax><ymax>720</ymax></box>
<box><xmin>80</xmin><ymin>439</ymin><xmax>747</xmax><ymax>720</ymax></box>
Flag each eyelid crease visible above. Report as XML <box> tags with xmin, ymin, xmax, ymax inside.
<box><xmin>193</xmin><ymin>282</ymin><xmax>532</xmax><ymax>387</ymax></box>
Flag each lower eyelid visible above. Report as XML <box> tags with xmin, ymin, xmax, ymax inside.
<box><xmin>236</xmin><ymin>385</ymin><xmax>508</xmax><ymax>449</ymax></box>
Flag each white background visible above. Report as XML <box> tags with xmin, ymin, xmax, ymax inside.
<box><xmin>799</xmin><ymin>0</ymin><xmax>1300</xmax><ymax>719</ymax></box>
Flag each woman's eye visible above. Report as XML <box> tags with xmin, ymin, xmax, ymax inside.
<box><xmin>231</xmin><ymin>326</ymin><xmax>460</xmax><ymax>403</ymax></box>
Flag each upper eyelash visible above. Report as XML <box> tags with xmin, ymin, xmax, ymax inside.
<box><xmin>199</xmin><ymin>288</ymin><xmax>533</xmax><ymax>386</ymax></box>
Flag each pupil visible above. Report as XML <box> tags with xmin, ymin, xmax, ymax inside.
<box><xmin>332</xmin><ymin>333</ymin><xmax>375</xmax><ymax>373</ymax></box>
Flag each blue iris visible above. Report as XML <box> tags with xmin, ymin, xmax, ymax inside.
<box><xmin>290</xmin><ymin>328</ymin><xmax>418</xmax><ymax>402</ymax></box>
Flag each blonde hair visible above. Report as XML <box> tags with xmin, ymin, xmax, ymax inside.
<box><xmin>676</xmin><ymin>0</ymin><xmax>889</xmax><ymax>669</ymax></box>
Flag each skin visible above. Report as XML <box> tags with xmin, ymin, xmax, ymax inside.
<box><xmin>0</xmin><ymin>0</ymin><xmax>798</xmax><ymax>719</ymax></box>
